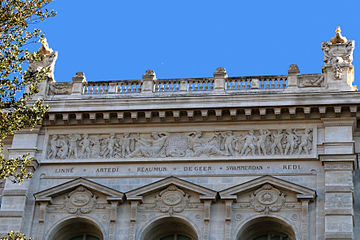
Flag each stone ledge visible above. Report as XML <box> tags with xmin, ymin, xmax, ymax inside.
<box><xmin>325</xmin><ymin>186</ymin><xmax>354</xmax><ymax>193</ymax></box>
<box><xmin>325</xmin><ymin>208</ymin><xmax>354</xmax><ymax>215</ymax></box>
<box><xmin>325</xmin><ymin>232</ymin><xmax>353</xmax><ymax>239</ymax></box>
<box><xmin>0</xmin><ymin>210</ymin><xmax>24</xmax><ymax>217</ymax></box>
<box><xmin>2</xmin><ymin>189</ymin><xmax>27</xmax><ymax>196</ymax></box>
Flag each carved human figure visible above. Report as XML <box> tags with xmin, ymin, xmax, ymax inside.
<box><xmin>57</xmin><ymin>136</ymin><xmax>69</xmax><ymax>159</ymax></box>
<box><xmin>271</xmin><ymin>129</ymin><xmax>284</xmax><ymax>155</ymax></box>
<box><xmin>79</xmin><ymin>134</ymin><xmax>91</xmax><ymax>158</ymax></box>
<box><xmin>120</xmin><ymin>133</ymin><xmax>134</xmax><ymax>157</ymax></box>
<box><xmin>129</xmin><ymin>132</ymin><xmax>168</xmax><ymax>158</ymax></box>
<box><xmin>297</xmin><ymin>128</ymin><xmax>312</xmax><ymax>155</ymax></box>
<box><xmin>332</xmin><ymin>57</ymin><xmax>344</xmax><ymax>79</ymax></box>
<box><xmin>187</xmin><ymin>131</ymin><xmax>223</xmax><ymax>157</ymax></box>
<box><xmin>221</xmin><ymin>131</ymin><xmax>236</xmax><ymax>156</ymax></box>
<box><xmin>240</xmin><ymin>130</ymin><xmax>257</xmax><ymax>156</ymax></box>
<box><xmin>48</xmin><ymin>135</ymin><xmax>58</xmax><ymax>159</ymax></box>
<box><xmin>68</xmin><ymin>134</ymin><xmax>80</xmax><ymax>158</ymax></box>
<box><xmin>102</xmin><ymin>133</ymin><xmax>117</xmax><ymax>158</ymax></box>
<box><xmin>256</xmin><ymin>129</ymin><xmax>270</xmax><ymax>155</ymax></box>
<box><xmin>90</xmin><ymin>136</ymin><xmax>101</xmax><ymax>158</ymax></box>
<box><xmin>284</xmin><ymin>129</ymin><xmax>298</xmax><ymax>155</ymax></box>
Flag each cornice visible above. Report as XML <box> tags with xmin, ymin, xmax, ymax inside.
<box><xmin>44</xmin><ymin>91</ymin><xmax>360</xmax><ymax>112</ymax></box>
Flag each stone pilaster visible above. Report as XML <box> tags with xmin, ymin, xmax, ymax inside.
<box><xmin>108</xmin><ymin>201</ymin><xmax>119</xmax><ymax>240</ymax></box>
<box><xmin>202</xmin><ymin>200</ymin><xmax>212</xmax><ymax>240</ymax></box>
<box><xmin>321</xmin><ymin>118</ymin><xmax>356</xmax><ymax>239</ymax></box>
<box><xmin>128</xmin><ymin>201</ymin><xmax>139</xmax><ymax>240</ymax></box>
<box><xmin>0</xmin><ymin>128</ymin><xmax>40</xmax><ymax>234</ymax></box>
<box><xmin>223</xmin><ymin>199</ymin><xmax>233</xmax><ymax>240</ymax></box>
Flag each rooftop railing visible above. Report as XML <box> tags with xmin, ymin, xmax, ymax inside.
<box><xmin>48</xmin><ymin>67</ymin><xmax>326</xmax><ymax>96</ymax></box>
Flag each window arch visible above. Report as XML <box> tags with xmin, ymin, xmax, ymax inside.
<box><xmin>49</xmin><ymin>218</ymin><xmax>103</xmax><ymax>240</ymax></box>
<box><xmin>141</xmin><ymin>217</ymin><xmax>198</xmax><ymax>240</ymax></box>
<box><xmin>236</xmin><ymin>217</ymin><xmax>295</xmax><ymax>240</ymax></box>
<box><xmin>69</xmin><ymin>234</ymin><xmax>100</xmax><ymax>240</ymax></box>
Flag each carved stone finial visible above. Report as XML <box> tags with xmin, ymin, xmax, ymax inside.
<box><xmin>28</xmin><ymin>38</ymin><xmax>58</xmax><ymax>82</ymax></box>
<box><xmin>330</xmin><ymin>26</ymin><xmax>347</xmax><ymax>44</ymax></box>
<box><xmin>213</xmin><ymin>67</ymin><xmax>228</xmax><ymax>81</ymax></box>
<box><xmin>72</xmin><ymin>72</ymin><xmax>86</xmax><ymax>83</ymax></box>
<box><xmin>216</xmin><ymin>67</ymin><xmax>227</xmax><ymax>74</ymax></box>
<box><xmin>144</xmin><ymin>69</ymin><xmax>156</xmax><ymax>77</ymax></box>
<box><xmin>37</xmin><ymin>38</ymin><xmax>53</xmax><ymax>56</ymax></box>
<box><xmin>321</xmin><ymin>27</ymin><xmax>355</xmax><ymax>90</ymax></box>
<box><xmin>288</xmin><ymin>64</ymin><xmax>300</xmax><ymax>74</ymax></box>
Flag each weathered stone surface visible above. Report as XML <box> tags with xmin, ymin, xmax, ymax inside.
<box><xmin>1</xmin><ymin>29</ymin><xmax>359</xmax><ymax>240</ymax></box>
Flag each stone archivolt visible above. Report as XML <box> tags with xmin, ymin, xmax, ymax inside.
<box><xmin>46</xmin><ymin>128</ymin><xmax>314</xmax><ymax>159</ymax></box>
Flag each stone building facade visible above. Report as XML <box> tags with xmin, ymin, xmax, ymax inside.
<box><xmin>0</xmin><ymin>28</ymin><xmax>359</xmax><ymax>240</ymax></box>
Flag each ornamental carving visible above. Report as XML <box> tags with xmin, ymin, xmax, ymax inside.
<box><xmin>47</xmin><ymin>128</ymin><xmax>314</xmax><ymax>159</ymax></box>
<box><xmin>321</xmin><ymin>27</ymin><xmax>354</xmax><ymax>80</ymax></box>
<box><xmin>298</xmin><ymin>75</ymin><xmax>324</xmax><ymax>87</ymax></box>
<box><xmin>156</xmin><ymin>185</ymin><xmax>189</xmax><ymax>215</ymax></box>
<box><xmin>65</xmin><ymin>186</ymin><xmax>97</xmax><ymax>214</ymax></box>
<box><xmin>250</xmin><ymin>184</ymin><xmax>286</xmax><ymax>215</ymax></box>
<box><xmin>48</xmin><ymin>83</ymin><xmax>72</xmax><ymax>95</ymax></box>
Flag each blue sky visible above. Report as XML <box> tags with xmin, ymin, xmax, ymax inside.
<box><xmin>39</xmin><ymin>0</ymin><xmax>360</xmax><ymax>87</ymax></box>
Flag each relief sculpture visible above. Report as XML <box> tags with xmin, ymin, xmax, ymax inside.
<box><xmin>47</xmin><ymin>128</ymin><xmax>314</xmax><ymax>159</ymax></box>
<box><xmin>250</xmin><ymin>184</ymin><xmax>286</xmax><ymax>215</ymax></box>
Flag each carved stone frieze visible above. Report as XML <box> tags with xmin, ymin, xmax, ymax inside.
<box><xmin>250</xmin><ymin>184</ymin><xmax>286</xmax><ymax>215</ymax></box>
<box><xmin>65</xmin><ymin>186</ymin><xmax>97</xmax><ymax>214</ymax></box>
<box><xmin>46</xmin><ymin>128</ymin><xmax>314</xmax><ymax>159</ymax></box>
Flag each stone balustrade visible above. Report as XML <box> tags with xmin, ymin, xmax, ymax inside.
<box><xmin>47</xmin><ymin>69</ymin><xmax>327</xmax><ymax>97</ymax></box>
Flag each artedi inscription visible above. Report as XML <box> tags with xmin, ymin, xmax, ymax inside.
<box><xmin>96</xmin><ymin>167</ymin><xmax>120</xmax><ymax>173</ymax></box>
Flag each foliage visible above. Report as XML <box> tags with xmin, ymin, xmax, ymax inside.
<box><xmin>0</xmin><ymin>0</ymin><xmax>55</xmax><ymax>183</ymax></box>
<box><xmin>0</xmin><ymin>231</ymin><xmax>32</xmax><ymax>240</ymax></box>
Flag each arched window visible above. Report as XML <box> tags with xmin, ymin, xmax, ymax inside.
<box><xmin>236</xmin><ymin>217</ymin><xmax>295</xmax><ymax>240</ymax></box>
<box><xmin>69</xmin><ymin>235</ymin><xmax>100</xmax><ymax>240</ymax></box>
<box><xmin>49</xmin><ymin>218</ymin><xmax>103</xmax><ymax>240</ymax></box>
<box><xmin>252</xmin><ymin>233</ymin><xmax>289</xmax><ymax>240</ymax></box>
<box><xmin>141</xmin><ymin>217</ymin><xmax>198</xmax><ymax>240</ymax></box>
<box><xmin>159</xmin><ymin>234</ymin><xmax>193</xmax><ymax>240</ymax></box>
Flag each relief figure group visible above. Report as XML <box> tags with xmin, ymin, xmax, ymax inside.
<box><xmin>47</xmin><ymin>128</ymin><xmax>313</xmax><ymax>159</ymax></box>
